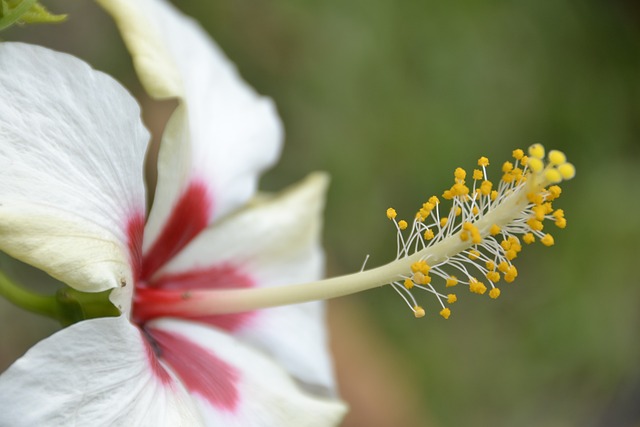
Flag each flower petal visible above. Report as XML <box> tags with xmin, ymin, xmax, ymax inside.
<box><xmin>0</xmin><ymin>316</ymin><xmax>203</xmax><ymax>427</ymax></box>
<box><xmin>98</xmin><ymin>0</ymin><xmax>283</xmax><ymax>272</ymax></box>
<box><xmin>0</xmin><ymin>43</ymin><xmax>147</xmax><ymax>297</ymax></box>
<box><xmin>148</xmin><ymin>174</ymin><xmax>339</xmax><ymax>396</ymax></box>
<box><xmin>147</xmin><ymin>318</ymin><xmax>347</xmax><ymax>426</ymax></box>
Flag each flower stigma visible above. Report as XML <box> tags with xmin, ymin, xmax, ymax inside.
<box><xmin>134</xmin><ymin>144</ymin><xmax>575</xmax><ymax>321</ymax></box>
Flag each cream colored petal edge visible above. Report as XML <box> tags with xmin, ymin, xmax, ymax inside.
<box><xmin>99</xmin><ymin>0</ymin><xmax>283</xmax><ymax>249</ymax></box>
<box><xmin>158</xmin><ymin>173</ymin><xmax>339</xmax><ymax>396</ymax></box>
<box><xmin>0</xmin><ymin>43</ymin><xmax>147</xmax><ymax>294</ymax></box>
<box><xmin>0</xmin><ymin>316</ymin><xmax>203</xmax><ymax>427</ymax></box>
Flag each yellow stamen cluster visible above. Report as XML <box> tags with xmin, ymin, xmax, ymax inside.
<box><xmin>385</xmin><ymin>144</ymin><xmax>574</xmax><ymax>319</ymax></box>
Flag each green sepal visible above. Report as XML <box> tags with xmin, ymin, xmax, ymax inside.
<box><xmin>0</xmin><ymin>0</ymin><xmax>67</xmax><ymax>32</ymax></box>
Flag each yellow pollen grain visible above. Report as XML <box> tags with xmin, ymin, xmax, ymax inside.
<box><xmin>523</xmin><ymin>232</ymin><xmax>535</xmax><ymax>244</ymax></box>
<box><xmin>489</xmin><ymin>288</ymin><xmax>501</xmax><ymax>299</ymax></box>
<box><xmin>473</xmin><ymin>169</ymin><xmax>484</xmax><ymax>180</ymax></box>
<box><xmin>398</xmin><ymin>220</ymin><xmax>408</xmax><ymax>230</ymax></box>
<box><xmin>386</xmin><ymin>208</ymin><xmax>397</xmax><ymax>220</ymax></box>
<box><xmin>429</xmin><ymin>196</ymin><xmax>440</xmax><ymax>205</ymax></box>
<box><xmin>439</xmin><ymin>307</ymin><xmax>451</xmax><ymax>319</ymax></box>
<box><xmin>468</xmin><ymin>249</ymin><xmax>481</xmax><ymax>260</ymax></box>
<box><xmin>455</xmin><ymin>167</ymin><xmax>466</xmax><ymax>181</ymax></box>
<box><xmin>486</xmin><ymin>271</ymin><xmax>500</xmax><ymax>283</ymax></box>
<box><xmin>447</xmin><ymin>294</ymin><xmax>457</xmax><ymax>304</ymax></box>
<box><xmin>541</xmin><ymin>233</ymin><xmax>555</xmax><ymax>247</ymax></box>
<box><xmin>469</xmin><ymin>279</ymin><xmax>487</xmax><ymax>295</ymax></box>
<box><xmin>498</xmin><ymin>261</ymin><xmax>509</xmax><ymax>273</ymax></box>
<box><xmin>502</xmin><ymin>161</ymin><xmax>514</xmax><ymax>173</ymax></box>
<box><xmin>423</xmin><ymin>229</ymin><xmax>435</xmax><ymax>240</ymax></box>
<box><xmin>490</xmin><ymin>190</ymin><xmax>498</xmax><ymax>201</ymax></box>
<box><xmin>480</xmin><ymin>180</ymin><xmax>493</xmax><ymax>195</ymax></box>
<box><xmin>486</xmin><ymin>260</ymin><xmax>496</xmax><ymax>270</ymax></box>
<box><xmin>404</xmin><ymin>278</ymin><xmax>414</xmax><ymax>289</ymax></box>
<box><xmin>460</xmin><ymin>231</ymin><xmax>469</xmax><ymax>241</ymax></box>
<box><xmin>478</xmin><ymin>156</ymin><xmax>490</xmax><ymax>167</ymax></box>
<box><xmin>555</xmin><ymin>218</ymin><xmax>567</xmax><ymax>228</ymax></box>
<box><xmin>446</xmin><ymin>276</ymin><xmax>458</xmax><ymax>287</ymax></box>
<box><xmin>440</xmin><ymin>217</ymin><xmax>448</xmax><ymax>227</ymax></box>
<box><xmin>512</xmin><ymin>149</ymin><xmax>524</xmax><ymax>160</ymax></box>
<box><xmin>548</xmin><ymin>185</ymin><xmax>562</xmax><ymax>200</ymax></box>
<box><xmin>490</xmin><ymin>224</ymin><xmax>501</xmax><ymax>236</ymax></box>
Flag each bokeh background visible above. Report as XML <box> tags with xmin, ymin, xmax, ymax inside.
<box><xmin>2</xmin><ymin>1</ymin><xmax>640</xmax><ymax>426</ymax></box>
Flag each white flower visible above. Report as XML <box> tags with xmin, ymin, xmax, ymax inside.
<box><xmin>0</xmin><ymin>0</ymin><xmax>346</xmax><ymax>425</ymax></box>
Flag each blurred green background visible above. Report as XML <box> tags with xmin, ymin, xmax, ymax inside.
<box><xmin>2</xmin><ymin>1</ymin><xmax>640</xmax><ymax>426</ymax></box>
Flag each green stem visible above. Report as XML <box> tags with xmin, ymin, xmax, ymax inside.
<box><xmin>0</xmin><ymin>0</ymin><xmax>37</xmax><ymax>31</ymax></box>
<box><xmin>0</xmin><ymin>269</ymin><xmax>59</xmax><ymax>319</ymax></box>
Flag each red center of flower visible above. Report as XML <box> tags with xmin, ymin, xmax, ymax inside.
<box><xmin>126</xmin><ymin>179</ymin><xmax>253</xmax><ymax>411</ymax></box>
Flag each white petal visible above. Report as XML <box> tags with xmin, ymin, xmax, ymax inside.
<box><xmin>98</xmin><ymin>0</ymin><xmax>283</xmax><ymax>262</ymax></box>
<box><xmin>150</xmin><ymin>174</ymin><xmax>339</xmax><ymax>396</ymax></box>
<box><xmin>0</xmin><ymin>43</ymin><xmax>147</xmax><ymax>296</ymax></box>
<box><xmin>0</xmin><ymin>316</ymin><xmax>203</xmax><ymax>427</ymax></box>
<box><xmin>147</xmin><ymin>318</ymin><xmax>347</xmax><ymax>427</ymax></box>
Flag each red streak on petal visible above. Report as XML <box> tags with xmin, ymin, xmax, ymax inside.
<box><xmin>141</xmin><ymin>181</ymin><xmax>212</xmax><ymax>281</ymax></box>
<box><xmin>142</xmin><ymin>329</ymin><xmax>172</xmax><ymax>385</ymax></box>
<box><xmin>127</xmin><ymin>213</ymin><xmax>145</xmax><ymax>280</ymax></box>
<box><xmin>134</xmin><ymin>265</ymin><xmax>256</xmax><ymax>332</ymax></box>
<box><xmin>146</xmin><ymin>327</ymin><xmax>240</xmax><ymax>411</ymax></box>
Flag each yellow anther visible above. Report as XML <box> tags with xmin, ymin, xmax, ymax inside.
<box><xmin>502</xmin><ymin>161</ymin><xmax>514</xmax><ymax>173</ymax></box>
<box><xmin>398</xmin><ymin>220</ymin><xmax>408</xmax><ymax>230</ymax></box>
<box><xmin>540</xmin><ymin>233</ymin><xmax>555</xmax><ymax>247</ymax></box>
<box><xmin>455</xmin><ymin>206</ymin><xmax>462</xmax><ymax>216</ymax></box>
<box><xmin>506</xmin><ymin>265</ymin><xmax>518</xmax><ymax>278</ymax></box>
<box><xmin>442</xmin><ymin>189</ymin><xmax>453</xmax><ymax>200</ymax></box>
<box><xmin>472</xmin><ymin>206</ymin><xmax>479</xmax><ymax>216</ymax></box>
<box><xmin>454</xmin><ymin>167</ymin><xmax>467</xmax><ymax>181</ymax></box>
<box><xmin>512</xmin><ymin>148</ymin><xmax>524</xmax><ymax>160</ymax></box>
<box><xmin>542</xmin><ymin>202</ymin><xmax>553</xmax><ymax>214</ymax></box>
<box><xmin>558</xmin><ymin>163</ymin><xmax>576</xmax><ymax>180</ymax></box>
<box><xmin>446</xmin><ymin>276</ymin><xmax>458</xmax><ymax>287</ymax></box>
<box><xmin>528</xmin><ymin>143</ymin><xmax>545</xmax><ymax>159</ymax></box>
<box><xmin>411</xmin><ymin>260</ymin><xmax>431</xmax><ymax>274</ymax></box>
<box><xmin>527</xmin><ymin>218</ymin><xmax>544</xmax><ymax>231</ymax></box>
<box><xmin>555</xmin><ymin>217</ymin><xmax>567</xmax><ymax>229</ymax></box>
<box><xmin>404</xmin><ymin>278</ymin><xmax>414</xmax><ymax>290</ymax></box>
<box><xmin>486</xmin><ymin>260</ymin><xmax>496</xmax><ymax>270</ymax></box>
<box><xmin>386</xmin><ymin>208</ymin><xmax>397</xmax><ymax>220</ymax></box>
<box><xmin>486</xmin><ymin>271</ymin><xmax>501</xmax><ymax>283</ymax></box>
<box><xmin>548</xmin><ymin>150</ymin><xmax>566</xmax><ymax>165</ymax></box>
<box><xmin>545</xmin><ymin>168</ymin><xmax>562</xmax><ymax>184</ymax></box>
<box><xmin>490</xmin><ymin>224</ymin><xmax>501</xmax><ymax>236</ymax></box>
<box><xmin>460</xmin><ymin>231</ymin><xmax>469</xmax><ymax>242</ymax></box>
<box><xmin>412</xmin><ymin>272</ymin><xmax>432</xmax><ymax>285</ymax></box>
<box><xmin>478</xmin><ymin>156</ymin><xmax>490</xmax><ymax>167</ymax></box>
<box><xmin>471</xmin><ymin>230</ymin><xmax>482</xmax><ymax>244</ymax></box>
<box><xmin>532</xmin><ymin>205</ymin><xmax>546</xmax><ymax>221</ymax></box>
<box><xmin>439</xmin><ymin>307</ymin><xmax>451</xmax><ymax>319</ymax></box>
<box><xmin>480</xmin><ymin>180</ymin><xmax>493</xmax><ymax>195</ymax></box>
<box><xmin>504</xmin><ymin>273</ymin><xmax>516</xmax><ymax>283</ymax></box>
<box><xmin>547</xmin><ymin>185</ymin><xmax>562</xmax><ymax>200</ymax></box>
<box><xmin>414</xmin><ymin>306</ymin><xmax>426</xmax><ymax>318</ymax></box>
<box><xmin>523</xmin><ymin>232</ymin><xmax>535</xmax><ymax>244</ymax></box>
<box><xmin>447</xmin><ymin>294</ymin><xmax>457</xmax><ymax>304</ymax></box>
<box><xmin>440</xmin><ymin>217</ymin><xmax>448</xmax><ymax>227</ymax></box>
<box><xmin>489</xmin><ymin>288</ymin><xmax>501</xmax><ymax>299</ymax></box>
<box><xmin>469</xmin><ymin>279</ymin><xmax>487</xmax><ymax>295</ymax></box>
<box><xmin>490</xmin><ymin>190</ymin><xmax>498</xmax><ymax>201</ymax></box>
<box><xmin>553</xmin><ymin>208</ymin><xmax>565</xmax><ymax>219</ymax></box>
<box><xmin>505</xmin><ymin>249</ymin><xmax>518</xmax><ymax>261</ymax></box>
<box><xmin>528</xmin><ymin>157</ymin><xmax>544</xmax><ymax>173</ymax></box>
<box><xmin>423</xmin><ymin>229</ymin><xmax>435</xmax><ymax>240</ymax></box>
<box><xmin>502</xmin><ymin>172</ymin><xmax>515</xmax><ymax>183</ymax></box>
<box><xmin>429</xmin><ymin>196</ymin><xmax>440</xmax><ymax>205</ymax></box>
<box><xmin>497</xmin><ymin>261</ymin><xmax>509</xmax><ymax>273</ymax></box>
<box><xmin>527</xmin><ymin>192</ymin><xmax>544</xmax><ymax>205</ymax></box>
<box><xmin>473</xmin><ymin>169</ymin><xmax>484</xmax><ymax>180</ymax></box>
<box><xmin>500</xmin><ymin>239</ymin><xmax>511</xmax><ymax>251</ymax></box>
<box><xmin>463</xmin><ymin>222</ymin><xmax>474</xmax><ymax>231</ymax></box>
<box><xmin>452</xmin><ymin>183</ymin><xmax>469</xmax><ymax>196</ymax></box>
<box><xmin>468</xmin><ymin>249</ymin><xmax>481</xmax><ymax>260</ymax></box>
<box><xmin>520</xmin><ymin>155</ymin><xmax>529</xmax><ymax>166</ymax></box>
